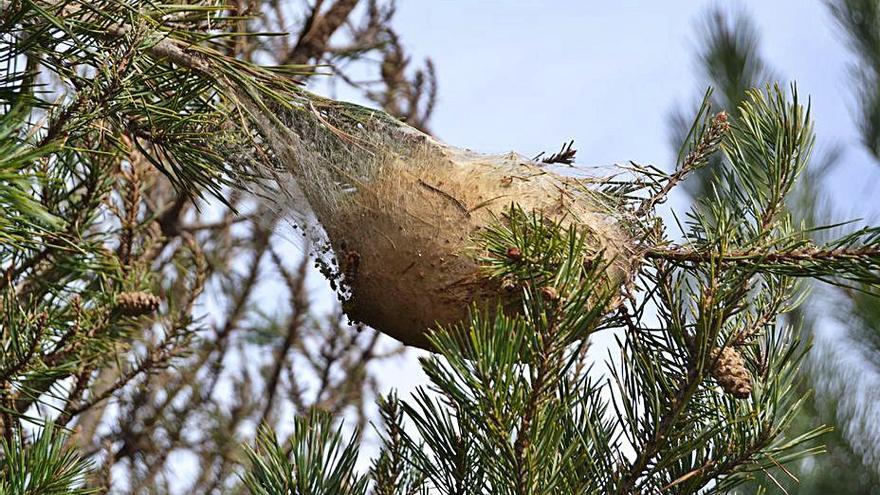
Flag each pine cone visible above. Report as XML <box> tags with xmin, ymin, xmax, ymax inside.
<box><xmin>711</xmin><ymin>346</ymin><xmax>752</xmax><ymax>399</ymax></box>
<box><xmin>116</xmin><ymin>291</ymin><xmax>161</xmax><ymax>317</ymax></box>
<box><xmin>539</xmin><ymin>286</ymin><xmax>559</xmax><ymax>302</ymax></box>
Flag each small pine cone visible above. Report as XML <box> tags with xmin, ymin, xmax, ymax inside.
<box><xmin>505</xmin><ymin>247</ymin><xmax>523</xmax><ymax>261</ymax></box>
<box><xmin>711</xmin><ymin>346</ymin><xmax>752</xmax><ymax>399</ymax></box>
<box><xmin>116</xmin><ymin>291</ymin><xmax>161</xmax><ymax>317</ymax></box>
<box><xmin>539</xmin><ymin>286</ymin><xmax>559</xmax><ymax>301</ymax></box>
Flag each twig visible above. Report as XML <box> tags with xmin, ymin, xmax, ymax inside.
<box><xmin>63</xmin><ymin>339</ymin><xmax>181</xmax><ymax>419</ymax></box>
<box><xmin>259</xmin><ymin>249</ymin><xmax>310</xmax><ymax>425</ymax></box>
<box><xmin>514</xmin><ymin>305</ymin><xmax>559</xmax><ymax>493</ymax></box>
<box><xmin>634</xmin><ymin>111</ymin><xmax>729</xmax><ymax>217</ymax></box>
<box><xmin>645</xmin><ymin>244</ymin><xmax>880</xmax><ymax>266</ymax></box>
<box><xmin>418</xmin><ymin>178</ymin><xmax>469</xmax><ymax>216</ymax></box>
<box><xmin>286</xmin><ymin>0</ymin><xmax>360</xmax><ymax>65</ymax></box>
<box><xmin>534</xmin><ymin>140</ymin><xmax>577</xmax><ymax>165</ymax></box>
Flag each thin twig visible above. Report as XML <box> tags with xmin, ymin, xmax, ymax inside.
<box><xmin>534</xmin><ymin>140</ymin><xmax>577</xmax><ymax>165</ymax></box>
<box><xmin>418</xmin><ymin>178</ymin><xmax>469</xmax><ymax>216</ymax></box>
<box><xmin>645</xmin><ymin>244</ymin><xmax>880</xmax><ymax>266</ymax></box>
<box><xmin>634</xmin><ymin>111</ymin><xmax>729</xmax><ymax>217</ymax></box>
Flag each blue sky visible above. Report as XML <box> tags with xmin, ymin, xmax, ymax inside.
<box><xmin>394</xmin><ymin>3</ymin><xmax>835</xmax><ymax>152</ymax></box>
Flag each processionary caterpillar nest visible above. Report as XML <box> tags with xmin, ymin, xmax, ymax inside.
<box><xmin>251</xmin><ymin>99</ymin><xmax>635</xmax><ymax>350</ymax></box>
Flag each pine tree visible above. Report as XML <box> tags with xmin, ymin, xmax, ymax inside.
<box><xmin>0</xmin><ymin>1</ymin><xmax>435</xmax><ymax>491</ymax></box>
<box><xmin>3</xmin><ymin>2</ymin><xmax>880</xmax><ymax>494</ymax></box>
<box><xmin>671</xmin><ymin>5</ymin><xmax>880</xmax><ymax>493</ymax></box>
<box><xmin>245</xmin><ymin>82</ymin><xmax>880</xmax><ymax>493</ymax></box>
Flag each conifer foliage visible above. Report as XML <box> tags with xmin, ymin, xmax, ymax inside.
<box><xmin>2</xmin><ymin>1</ymin><xmax>880</xmax><ymax>494</ymax></box>
<box><xmin>238</xmin><ymin>87</ymin><xmax>875</xmax><ymax>493</ymax></box>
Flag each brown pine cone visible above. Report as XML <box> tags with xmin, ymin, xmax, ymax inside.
<box><xmin>116</xmin><ymin>291</ymin><xmax>161</xmax><ymax>317</ymax></box>
<box><xmin>711</xmin><ymin>346</ymin><xmax>752</xmax><ymax>399</ymax></box>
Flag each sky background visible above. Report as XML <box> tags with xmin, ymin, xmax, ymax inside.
<box><xmin>304</xmin><ymin>0</ymin><xmax>880</xmax><ymax>397</ymax></box>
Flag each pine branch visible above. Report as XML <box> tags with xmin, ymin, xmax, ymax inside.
<box><xmin>699</xmin><ymin>8</ymin><xmax>774</xmax><ymax>113</ymax></box>
<box><xmin>3</xmin><ymin>2</ymin><xmax>875</xmax><ymax>492</ymax></box>
<box><xmin>645</xmin><ymin>242</ymin><xmax>880</xmax><ymax>284</ymax></box>
<box><xmin>534</xmin><ymin>140</ymin><xmax>577</xmax><ymax>165</ymax></box>
<box><xmin>3</xmin><ymin>0</ymin><xmax>313</xmax><ymax>202</ymax></box>
<box><xmin>635</xmin><ymin>107</ymin><xmax>729</xmax><ymax>216</ymax></box>
<box><xmin>613</xmin><ymin>305</ymin><xmax>706</xmax><ymax>493</ymax></box>
<box><xmin>243</xmin><ymin>413</ymin><xmax>368</xmax><ymax>495</ymax></box>
<box><xmin>0</xmin><ymin>2</ymin><xmax>408</xmax><ymax>491</ymax></box>
<box><xmin>667</xmin><ymin>8</ymin><xmax>774</xmax><ymax>201</ymax></box>
<box><xmin>0</xmin><ymin>422</ymin><xmax>96</xmax><ymax>495</ymax></box>
<box><xmin>513</xmin><ymin>302</ymin><xmax>558</xmax><ymax>493</ymax></box>
<box><xmin>286</xmin><ymin>0</ymin><xmax>360</xmax><ymax>65</ymax></box>
<box><xmin>646</xmin><ymin>244</ymin><xmax>880</xmax><ymax>265</ymax></box>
